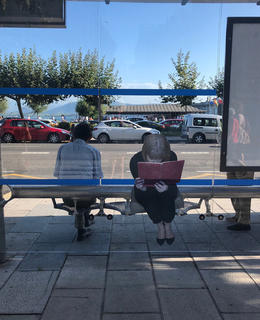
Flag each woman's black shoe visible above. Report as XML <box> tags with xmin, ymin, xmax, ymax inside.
<box><xmin>166</xmin><ymin>237</ymin><xmax>175</xmax><ymax>245</ymax></box>
<box><xmin>156</xmin><ymin>238</ymin><xmax>165</xmax><ymax>245</ymax></box>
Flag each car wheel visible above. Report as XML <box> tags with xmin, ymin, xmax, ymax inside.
<box><xmin>193</xmin><ymin>133</ymin><xmax>205</xmax><ymax>143</ymax></box>
<box><xmin>2</xmin><ymin>133</ymin><xmax>15</xmax><ymax>143</ymax></box>
<box><xmin>48</xmin><ymin>133</ymin><xmax>60</xmax><ymax>143</ymax></box>
<box><xmin>98</xmin><ymin>133</ymin><xmax>110</xmax><ymax>143</ymax></box>
<box><xmin>142</xmin><ymin>133</ymin><xmax>150</xmax><ymax>143</ymax></box>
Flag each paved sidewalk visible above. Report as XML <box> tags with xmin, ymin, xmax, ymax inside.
<box><xmin>1</xmin><ymin>197</ymin><xmax>260</xmax><ymax>319</ymax></box>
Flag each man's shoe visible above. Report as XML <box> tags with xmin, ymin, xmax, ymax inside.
<box><xmin>227</xmin><ymin>223</ymin><xmax>251</xmax><ymax>231</ymax></box>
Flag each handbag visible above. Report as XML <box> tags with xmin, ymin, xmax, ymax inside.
<box><xmin>130</xmin><ymin>187</ymin><xmax>184</xmax><ymax>214</ymax></box>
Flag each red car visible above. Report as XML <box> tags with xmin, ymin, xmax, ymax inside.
<box><xmin>0</xmin><ymin>118</ymin><xmax>71</xmax><ymax>143</ymax></box>
<box><xmin>159</xmin><ymin>119</ymin><xmax>184</xmax><ymax>128</ymax></box>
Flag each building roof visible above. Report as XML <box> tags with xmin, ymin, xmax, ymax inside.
<box><xmin>107</xmin><ymin>103</ymin><xmax>205</xmax><ymax>114</ymax></box>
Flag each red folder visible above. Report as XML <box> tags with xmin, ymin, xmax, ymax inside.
<box><xmin>138</xmin><ymin>160</ymin><xmax>185</xmax><ymax>186</ymax></box>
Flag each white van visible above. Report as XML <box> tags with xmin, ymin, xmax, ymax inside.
<box><xmin>181</xmin><ymin>113</ymin><xmax>222</xmax><ymax>143</ymax></box>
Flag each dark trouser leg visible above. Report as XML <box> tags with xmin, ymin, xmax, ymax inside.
<box><xmin>226</xmin><ymin>171</ymin><xmax>254</xmax><ymax>229</ymax></box>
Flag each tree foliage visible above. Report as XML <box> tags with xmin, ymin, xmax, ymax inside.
<box><xmin>159</xmin><ymin>50</ymin><xmax>201</xmax><ymax>106</ymax></box>
<box><xmin>76</xmin><ymin>99</ymin><xmax>107</xmax><ymax>119</ymax></box>
<box><xmin>208</xmin><ymin>70</ymin><xmax>224</xmax><ymax>98</ymax></box>
<box><xmin>0</xmin><ymin>48</ymin><xmax>121</xmax><ymax>119</ymax></box>
<box><xmin>0</xmin><ymin>97</ymin><xmax>8</xmax><ymax>114</ymax></box>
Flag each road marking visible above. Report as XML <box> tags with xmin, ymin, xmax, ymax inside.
<box><xmin>3</xmin><ymin>173</ymin><xmax>45</xmax><ymax>179</ymax></box>
<box><xmin>126</xmin><ymin>152</ymin><xmax>136</xmax><ymax>154</ymax></box>
<box><xmin>184</xmin><ymin>173</ymin><xmax>225</xmax><ymax>179</ymax></box>
<box><xmin>181</xmin><ymin>152</ymin><xmax>209</xmax><ymax>154</ymax></box>
<box><xmin>22</xmin><ymin>152</ymin><xmax>50</xmax><ymax>155</ymax></box>
<box><xmin>197</xmin><ymin>171</ymin><xmax>221</xmax><ymax>173</ymax></box>
<box><xmin>2</xmin><ymin>170</ymin><xmax>15</xmax><ymax>173</ymax></box>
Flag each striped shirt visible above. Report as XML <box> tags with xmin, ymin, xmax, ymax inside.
<box><xmin>54</xmin><ymin>139</ymin><xmax>103</xmax><ymax>179</ymax></box>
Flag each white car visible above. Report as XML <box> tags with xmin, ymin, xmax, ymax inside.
<box><xmin>92</xmin><ymin>120</ymin><xmax>160</xmax><ymax>143</ymax></box>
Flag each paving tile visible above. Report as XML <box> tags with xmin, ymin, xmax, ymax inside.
<box><xmin>104</xmin><ymin>270</ymin><xmax>159</xmax><ymax>313</ymax></box>
<box><xmin>159</xmin><ymin>289</ymin><xmax>222</xmax><ymax>320</ymax></box>
<box><xmin>193</xmin><ymin>253</ymin><xmax>241</xmax><ymax>269</ymax></box>
<box><xmin>0</xmin><ymin>316</ymin><xmax>40</xmax><ymax>320</ymax></box>
<box><xmin>234</xmin><ymin>255</ymin><xmax>260</xmax><ymax>269</ymax></box>
<box><xmin>152</xmin><ymin>256</ymin><xmax>204</xmax><ymax>288</ymax></box>
<box><xmin>18</xmin><ymin>252</ymin><xmax>66</xmax><ymax>271</ymax></box>
<box><xmin>111</xmin><ymin>223</ymin><xmax>146</xmax><ymax>243</ymax></box>
<box><xmin>0</xmin><ymin>271</ymin><xmax>58</xmax><ymax>314</ymax></box>
<box><xmin>30</xmin><ymin>242</ymin><xmax>71</xmax><ymax>254</ymax></box>
<box><xmin>186</xmin><ymin>240</ymin><xmax>228</xmax><ymax>253</ymax></box>
<box><xmin>10</xmin><ymin>217</ymin><xmax>50</xmax><ymax>233</ymax></box>
<box><xmin>41</xmin><ymin>289</ymin><xmax>103</xmax><ymax>320</ymax></box>
<box><xmin>85</xmin><ymin>217</ymin><xmax>112</xmax><ymax>233</ymax></box>
<box><xmin>56</xmin><ymin>256</ymin><xmax>107</xmax><ymax>289</ymax></box>
<box><xmin>223</xmin><ymin>314</ymin><xmax>260</xmax><ymax>320</ymax></box>
<box><xmin>48</xmin><ymin>215</ymin><xmax>74</xmax><ymax>224</ymax></box>
<box><xmin>201</xmin><ymin>269</ymin><xmax>260</xmax><ymax>312</ymax></box>
<box><xmin>69</xmin><ymin>232</ymin><xmax>110</xmax><ymax>254</ymax></box>
<box><xmin>174</xmin><ymin>212</ymin><xmax>203</xmax><ymax>224</ymax></box>
<box><xmin>103</xmin><ymin>315</ymin><xmax>161</xmax><ymax>320</ymax></box>
<box><xmin>110</xmin><ymin>242</ymin><xmax>148</xmax><ymax>252</ymax></box>
<box><xmin>36</xmin><ymin>224</ymin><xmax>75</xmax><ymax>243</ymax></box>
<box><xmin>113</xmin><ymin>214</ymin><xmax>144</xmax><ymax>224</ymax></box>
<box><xmin>6</xmin><ymin>233</ymin><xmax>39</xmax><ymax>254</ymax></box>
<box><xmin>147</xmin><ymin>232</ymin><xmax>187</xmax><ymax>254</ymax></box>
<box><xmin>109</xmin><ymin>250</ymin><xmax>151</xmax><ymax>270</ymax></box>
<box><xmin>4</xmin><ymin>223</ymin><xmax>15</xmax><ymax>233</ymax></box>
<box><xmin>0</xmin><ymin>256</ymin><xmax>22</xmax><ymax>288</ymax></box>
<box><xmin>216</xmin><ymin>232</ymin><xmax>260</xmax><ymax>253</ymax></box>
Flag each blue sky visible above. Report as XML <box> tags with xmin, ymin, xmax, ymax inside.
<box><xmin>1</xmin><ymin>1</ymin><xmax>260</xmax><ymax>105</ymax></box>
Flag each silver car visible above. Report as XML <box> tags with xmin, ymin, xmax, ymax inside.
<box><xmin>92</xmin><ymin>120</ymin><xmax>160</xmax><ymax>143</ymax></box>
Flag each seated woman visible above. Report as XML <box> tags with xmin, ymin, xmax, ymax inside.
<box><xmin>130</xmin><ymin>134</ymin><xmax>178</xmax><ymax>245</ymax></box>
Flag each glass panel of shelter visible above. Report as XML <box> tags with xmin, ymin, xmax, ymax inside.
<box><xmin>1</xmin><ymin>1</ymin><xmax>259</xmax><ymax>256</ymax></box>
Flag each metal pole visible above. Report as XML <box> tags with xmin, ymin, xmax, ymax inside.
<box><xmin>0</xmin><ymin>139</ymin><xmax>6</xmax><ymax>264</ymax></box>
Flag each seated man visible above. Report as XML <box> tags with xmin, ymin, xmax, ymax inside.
<box><xmin>54</xmin><ymin>122</ymin><xmax>103</xmax><ymax>241</ymax></box>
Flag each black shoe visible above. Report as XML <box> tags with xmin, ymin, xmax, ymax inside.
<box><xmin>77</xmin><ymin>228</ymin><xmax>87</xmax><ymax>241</ymax></box>
<box><xmin>227</xmin><ymin>223</ymin><xmax>251</xmax><ymax>231</ymax></box>
<box><xmin>166</xmin><ymin>237</ymin><xmax>175</xmax><ymax>245</ymax></box>
<box><xmin>156</xmin><ymin>238</ymin><xmax>165</xmax><ymax>245</ymax></box>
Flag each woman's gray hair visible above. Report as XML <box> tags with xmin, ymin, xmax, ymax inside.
<box><xmin>142</xmin><ymin>134</ymin><xmax>171</xmax><ymax>162</ymax></box>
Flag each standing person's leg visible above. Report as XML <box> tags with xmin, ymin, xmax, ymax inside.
<box><xmin>227</xmin><ymin>171</ymin><xmax>254</xmax><ymax>231</ymax></box>
<box><xmin>226</xmin><ymin>172</ymin><xmax>240</xmax><ymax>222</ymax></box>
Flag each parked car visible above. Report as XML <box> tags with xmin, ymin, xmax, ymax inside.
<box><xmin>181</xmin><ymin>113</ymin><xmax>222</xmax><ymax>143</ymax></box>
<box><xmin>135</xmin><ymin>120</ymin><xmax>165</xmax><ymax>132</ymax></box>
<box><xmin>0</xmin><ymin>118</ymin><xmax>71</xmax><ymax>143</ymax></box>
<box><xmin>92</xmin><ymin>120</ymin><xmax>160</xmax><ymax>143</ymax></box>
<box><xmin>126</xmin><ymin>116</ymin><xmax>146</xmax><ymax>123</ymax></box>
<box><xmin>159</xmin><ymin>118</ymin><xmax>184</xmax><ymax>128</ymax></box>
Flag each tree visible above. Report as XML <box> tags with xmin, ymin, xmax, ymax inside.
<box><xmin>28</xmin><ymin>102</ymin><xmax>48</xmax><ymax>117</ymax></box>
<box><xmin>159</xmin><ymin>50</ymin><xmax>201</xmax><ymax>107</ymax></box>
<box><xmin>208</xmin><ymin>70</ymin><xmax>224</xmax><ymax>99</ymax></box>
<box><xmin>0</xmin><ymin>48</ymin><xmax>59</xmax><ymax>118</ymax></box>
<box><xmin>76</xmin><ymin>99</ymin><xmax>107</xmax><ymax>119</ymax></box>
<box><xmin>69</xmin><ymin>50</ymin><xmax>121</xmax><ymax>121</ymax></box>
<box><xmin>0</xmin><ymin>48</ymin><xmax>121</xmax><ymax>119</ymax></box>
<box><xmin>0</xmin><ymin>98</ymin><xmax>8</xmax><ymax>114</ymax></box>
